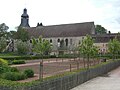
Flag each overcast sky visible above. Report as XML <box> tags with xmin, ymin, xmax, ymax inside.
<box><xmin>0</xmin><ymin>0</ymin><xmax>120</xmax><ymax>33</ymax></box>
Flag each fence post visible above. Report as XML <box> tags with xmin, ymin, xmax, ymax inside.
<box><xmin>70</xmin><ymin>64</ymin><xmax>72</xmax><ymax>72</ymax></box>
<box><xmin>39</xmin><ymin>61</ymin><xmax>43</xmax><ymax>81</ymax></box>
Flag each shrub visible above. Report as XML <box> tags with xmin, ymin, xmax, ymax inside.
<box><xmin>10</xmin><ymin>67</ymin><xmax>19</xmax><ymax>72</ymax></box>
<box><xmin>0</xmin><ymin>58</ymin><xmax>9</xmax><ymax>74</ymax></box>
<box><xmin>0</xmin><ymin>58</ymin><xmax>8</xmax><ymax>66</ymax></box>
<box><xmin>1</xmin><ymin>72</ymin><xmax>27</xmax><ymax>81</ymax></box>
<box><xmin>12</xmin><ymin>60</ymin><xmax>25</xmax><ymax>64</ymax></box>
<box><xmin>24</xmin><ymin>69</ymin><xmax>34</xmax><ymax>78</ymax></box>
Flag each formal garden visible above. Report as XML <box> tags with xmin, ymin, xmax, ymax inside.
<box><xmin>0</xmin><ymin>24</ymin><xmax>120</xmax><ymax>89</ymax></box>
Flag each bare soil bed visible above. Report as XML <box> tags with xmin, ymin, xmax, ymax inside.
<box><xmin>11</xmin><ymin>58</ymin><xmax>99</xmax><ymax>82</ymax></box>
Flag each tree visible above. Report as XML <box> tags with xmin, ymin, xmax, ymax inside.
<box><xmin>0</xmin><ymin>23</ymin><xmax>9</xmax><ymax>38</ymax></box>
<box><xmin>15</xmin><ymin>27</ymin><xmax>30</xmax><ymax>42</ymax></box>
<box><xmin>16</xmin><ymin>40</ymin><xmax>30</xmax><ymax>55</ymax></box>
<box><xmin>108</xmin><ymin>38</ymin><xmax>120</xmax><ymax>60</ymax></box>
<box><xmin>32</xmin><ymin>36</ymin><xmax>52</xmax><ymax>56</ymax></box>
<box><xmin>79</xmin><ymin>35</ymin><xmax>98</xmax><ymax>69</ymax></box>
<box><xmin>32</xmin><ymin>36</ymin><xmax>52</xmax><ymax>80</ymax></box>
<box><xmin>91</xmin><ymin>46</ymin><xmax>99</xmax><ymax>65</ymax></box>
<box><xmin>95</xmin><ymin>25</ymin><xmax>107</xmax><ymax>34</ymax></box>
<box><xmin>0</xmin><ymin>37</ymin><xmax>7</xmax><ymax>52</ymax></box>
<box><xmin>6</xmin><ymin>31</ymin><xmax>17</xmax><ymax>40</ymax></box>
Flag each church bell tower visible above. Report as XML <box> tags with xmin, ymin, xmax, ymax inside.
<box><xmin>19</xmin><ymin>8</ymin><xmax>30</xmax><ymax>27</ymax></box>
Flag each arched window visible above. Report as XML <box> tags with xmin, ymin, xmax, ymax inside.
<box><xmin>50</xmin><ymin>39</ymin><xmax>52</xmax><ymax>43</ymax></box>
<box><xmin>65</xmin><ymin>39</ymin><xmax>68</xmax><ymax>46</ymax></box>
<box><xmin>57</xmin><ymin>39</ymin><xmax>60</xmax><ymax>42</ymax></box>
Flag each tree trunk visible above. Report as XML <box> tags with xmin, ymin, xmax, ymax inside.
<box><xmin>83</xmin><ymin>56</ymin><xmax>86</xmax><ymax>68</ymax></box>
<box><xmin>87</xmin><ymin>56</ymin><xmax>89</xmax><ymax>69</ymax></box>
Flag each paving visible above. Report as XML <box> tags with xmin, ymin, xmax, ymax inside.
<box><xmin>71</xmin><ymin>66</ymin><xmax>120</xmax><ymax>90</ymax></box>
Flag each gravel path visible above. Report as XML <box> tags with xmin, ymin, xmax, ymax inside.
<box><xmin>71</xmin><ymin>66</ymin><xmax>120</xmax><ymax>90</ymax></box>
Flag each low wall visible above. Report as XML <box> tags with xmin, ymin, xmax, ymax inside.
<box><xmin>1</xmin><ymin>60</ymin><xmax>120</xmax><ymax>90</ymax></box>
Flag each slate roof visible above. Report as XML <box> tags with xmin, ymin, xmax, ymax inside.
<box><xmin>26</xmin><ymin>22</ymin><xmax>95</xmax><ymax>38</ymax></box>
<box><xmin>92</xmin><ymin>34</ymin><xmax>120</xmax><ymax>43</ymax></box>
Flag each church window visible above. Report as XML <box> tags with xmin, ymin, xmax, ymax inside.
<box><xmin>57</xmin><ymin>39</ymin><xmax>60</xmax><ymax>42</ymax></box>
<box><xmin>65</xmin><ymin>39</ymin><xmax>68</xmax><ymax>46</ymax></box>
<box><xmin>50</xmin><ymin>39</ymin><xmax>52</xmax><ymax>43</ymax></box>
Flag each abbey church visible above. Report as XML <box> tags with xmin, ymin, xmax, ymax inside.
<box><xmin>19</xmin><ymin>8</ymin><xmax>120</xmax><ymax>55</ymax></box>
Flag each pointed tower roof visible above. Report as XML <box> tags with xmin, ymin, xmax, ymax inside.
<box><xmin>21</xmin><ymin>8</ymin><xmax>29</xmax><ymax>18</ymax></box>
<box><xmin>19</xmin><ymin>8</ymin><xmax>30</xmax><ymax>27</ymax></box>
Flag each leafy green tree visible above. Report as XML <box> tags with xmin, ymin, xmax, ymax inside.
<box><xmin>0</xmin><ymin>37</ymin><xmax>7</xmax><ymax>52</ymax></box>
<box><xmin>91</xmin><ymin>46</ymin><xmax>99</xmax><ymax>65</ymax></box>
<box><xmin>16</xmin><ymin>40</ymin><xmax>30</xmax><ymax>55</ymax></box>
<box><xmin>15</xmin><ymin>27</ymin><xmax>29</xmax><ymax>42</ymax></box>
<box><xmin>95</xmin><ymin>25</ymin><xmax>107</xmax><ymax>34</ymax></box>
<box><xmin>79</xmin><ymin>35</ymin><xmax>97</xmax><ymax>69</ymax></box>
<box><xmin>32</xmin><ymin>36</ymin><xmax>52</xmax><ymax>56</ymax></box>
<box><xmin>108</xmin><ymin>38</ymin><xmax>120</xmax><ymax>60</ymax></box>
<box><xmin>0</xmin><ymin>23</ymin><xmax>9</xmax><ymax>38</ymax></box>
<box><xmin>6</xmin><ymin>31</ymin><xmax>17</xmax><ymax>40</ymax></box>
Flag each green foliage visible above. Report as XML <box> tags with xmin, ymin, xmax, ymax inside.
<box><xmin>12</xmin><ymin>60</ymin><xmax>25</xmax><ymax>64</ymax></box>
<box><xmin>6</xmin><ymin>31</ymin><xmax>17</xmax><ymax>40</ymax></box>
<box><xmin>79</xmin><ymin>35</ymin><xmax>96</xmax><ymax>56</ymax></box>
<box><xmin>24</xmin><ymin>69</ymin><xmax>34</xmax><ymax>78</ymax></box>
<box><xmin>32</xmin><ymin>36</ymin><xmax>52</xmax><ymax>56</ymax></box>
<box><xmin>16</xmin><ymin>40</ymin><xmax>30</xmax><ymax>55</ymax></box>
<box><xmin>0</xmin><ymin>23</ymin><xmax>9</xmax><ymax>38</ymax></box>
<box><xmin>95</xmin><ymin>25</ymin><xmax>107</xmax><ymax>34</ymax></box>
<box><xmin>15</xmin><ymin>27</ymin><xmax>30</xmax><ymax>42</ymax></box>
<box><xmin>1</xmin><ymin>72</ymin><xmax>27</xmax><ymax>81</ymax></box>
<box><xmin>0</xmin><ymin>58</ymin><xmax>9</xmax><ymax>74</ymax></box>
<box><xmin>0</xmin><ymin>58</ymin><xmax>8</xmax><ymax>66</ymax></box>
<box><xmin>10</xmin><ymin>67</ymin><xmax>19</xmax><ymax>72</ymax></box>
<box><xmin>0</xmin><ymin>37</ymin><xmax>7</xmax><ymax>52</ymax></box>
<box><xmin>79</xmin><ymin>35</ymin><xmax>98</xmax><ymax>68</ymax></box>
<box><xmin>108</xmin><ymin>38</ymin><xmax>120</xmax><ymax>59</ymax></box>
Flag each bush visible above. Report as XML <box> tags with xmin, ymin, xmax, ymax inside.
<box><xmin>10</xmin><ymin>67</ymin><xmax>19</xmax><ymax>72</ymax></box>
<box><xmin>12</xmin><ymin>60</ymin><xmax>25</xmax><ymax>64</ymax></box>
<box><xmin>1</xmin><ymin>72</ymin><xmax>27</xmax><ymax>81</ymax></box>
<box><xmin>24</xmin><ymin>69</ymin><xmax>34</xmax><ymax>78</ymax></box>
<box><xmin>0</xmin><ymin>58</ymin><xmax>9</xmax><ymax>74</ymax></box>
<box><xmin>0</xmin><ymin>58</ymin><xmax>8</xmax><ymax>66</ymax></box>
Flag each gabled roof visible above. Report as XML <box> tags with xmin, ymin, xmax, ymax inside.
<box><xmin>92</xmin><ymin>33</ymin><xmax>120</xmax><ymax>43</ymax></box>
<box><xmin>26</xmin><ymin>22</ymin><xmax>95</xmax><ymax>38</ymax></box>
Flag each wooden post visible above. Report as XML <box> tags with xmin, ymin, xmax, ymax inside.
<box><xmin>77</xmin><ymin>61</ymin><xmax>79</xmax><ymax>70</ymax></box>
<box><xmin>39</xmin><ymin>61</ymin><xmax>43</xmax><ymax>81</ymax></box>
<box><xmin>70</xmin><ymin>64</ymin><xmax>72</xmax><ymax>72</ymax></box>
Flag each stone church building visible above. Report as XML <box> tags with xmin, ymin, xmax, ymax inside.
<box><xmin>19</xmin><ymin>8</ymin><xmax>119</xmax><ymax>55</ymax></box>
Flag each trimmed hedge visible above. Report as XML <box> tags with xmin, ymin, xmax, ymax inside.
<box><xmin>1</xmin><ymin>72</ymin><xmax>27</xmax><ymax>81</ymax></box>
<box><xmin>12</xmin><ymin>60</ymin><xmax>25</xmax><ymax>64</ymax></box>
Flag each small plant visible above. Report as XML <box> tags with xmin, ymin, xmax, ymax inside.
<box><xmin>24</xmin><ymin>69</ymin><xmax>34</xmax><ymax>78</ymax></box>
<box><xmin>12</xmin><ymin>60</ymin><xmax>25</xmax><ymax>64</ymax></box>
